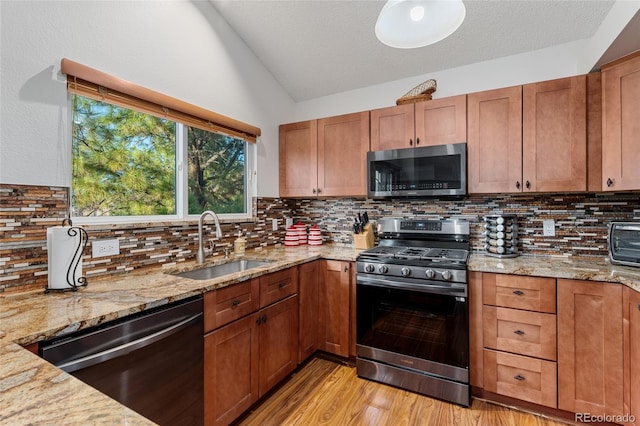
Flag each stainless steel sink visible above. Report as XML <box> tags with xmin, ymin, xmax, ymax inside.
<box><xmin>172</xmin><ymin>259</ymin><xmax>272</xmax><ymax>280</ymax></box>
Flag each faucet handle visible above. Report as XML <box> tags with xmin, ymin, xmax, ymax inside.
<box><xmin>224</xmin><ymin>247</ymin><xmax>231</xmax><ymax>258</ymax></box>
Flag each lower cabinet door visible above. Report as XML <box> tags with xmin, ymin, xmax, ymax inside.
<box><xmin>319</xmin><ymin>260</ymin><xmax>350</xmax><ymax>357</ymax></box>
<box><xmin>259</xmin><ymin>295</ymin><xmax>299</xmax><ymax>397</ymax></box>
<box><xmin>483</xmin><ymin>349</ymin><xmax>557</xmax><ymax>408</ymax></box>
<box><xmin>204</xmin><ymin>314</ymin><xmax>259</xmax><ymax>426</ymax></box>
<box><xmin>625</xmin><ymin>288</ymin><xmax>640</xmax><ymax>426</ymax></box>
<box><xmin>557</xmin><ymin>279</ymin><xmax>623</xmax><ymax>416</ymax></box>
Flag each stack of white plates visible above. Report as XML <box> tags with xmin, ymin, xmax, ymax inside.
<box><xmin>284</xmin><ymin>226</ymin><xmax>299</xmax><ymax>246</ymax></box>
<box><xmin>308</xmin><ymin>224</ymin><xmax>322</xmax><ymax>246</ymax></box>
<box><xmin>295</xmin><ymin>222</ymin><xmax>307</xmax><ymax>245</ymax></box>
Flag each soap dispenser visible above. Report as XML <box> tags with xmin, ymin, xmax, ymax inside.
<box><xmin>234</xmin><ymin>231</ymin><xmax>246</xmax><ymax>256</ymax></box>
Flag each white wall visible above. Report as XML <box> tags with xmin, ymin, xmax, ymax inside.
<box><xmin>0</xmin><ymin>0</ymin><xmax>294</xmax><ymax>197</ymax></box>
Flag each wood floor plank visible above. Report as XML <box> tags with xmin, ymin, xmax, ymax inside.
<box><xmin>237</xmin><ymin>358</ymin><xmax>572</xmax><ymax>426</ymax></box>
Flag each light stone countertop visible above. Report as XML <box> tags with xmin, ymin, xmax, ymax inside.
<box><xmin>1</xmin><ymin>244</ymin><xmax>640</xmax><ymax>424</ymax></box>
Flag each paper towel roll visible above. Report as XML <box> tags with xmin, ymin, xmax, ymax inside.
<box><xmin>47</xmin><ymin>226</ymin><xmax>85</xmax><ymax>290</ymax></box>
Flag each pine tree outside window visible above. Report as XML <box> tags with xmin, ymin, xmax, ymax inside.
<box><xmin>71</xmin><ymin>94</ymin><xmax>253</xmax><ymax>223</ymax></box>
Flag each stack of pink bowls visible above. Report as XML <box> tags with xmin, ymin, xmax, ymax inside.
<box><xmin>284</xmin><ymin>225</ymin><xmax>299</xmax><ymax>246</ymax></box>
<box><xmin>308</xmin><ymin>224</ymin><xmax>322</xmax><ymax>246</ymax></box>
<box><xmin>295</xmin><ymin>222</ymin><xmax>307</xmax><ymax>245</ymax></box>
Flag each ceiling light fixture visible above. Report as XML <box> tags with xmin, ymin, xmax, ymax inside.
<box><xmin>375</xmin><ymin>0</ymin><xmax>466</xmax><ymax>49</ymax></box>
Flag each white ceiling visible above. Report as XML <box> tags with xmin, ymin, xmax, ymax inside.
<box><xmin>210</xmin><ymin>0</ymin><xmax>619</xmax><ymax>102</ymax></box>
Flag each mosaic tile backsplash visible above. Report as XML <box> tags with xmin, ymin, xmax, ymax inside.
<box><xmin>1</xmin><ymin>183</ymin><xmax>639</xmax><ymax>293</ymax></box>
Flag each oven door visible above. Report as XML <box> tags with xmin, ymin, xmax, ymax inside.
<box><xmin>356</xmin><ymin>274</ymin><xmax>469</xmax><ymax>383</ymax></box>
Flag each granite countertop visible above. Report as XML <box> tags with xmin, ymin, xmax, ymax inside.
<box><xmin>2</xmin><ymin>244</ymin><xmax>640</xmax><ymax>424</ymax></box>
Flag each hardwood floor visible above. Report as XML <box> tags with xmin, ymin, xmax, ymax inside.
<box><xmin>237</xmin><ymin>357</ymin><xmax>572</xmax><ymax>426</ymax></box>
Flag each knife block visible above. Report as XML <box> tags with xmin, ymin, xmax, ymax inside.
<box><xmin>353</xmin><ymin>223</ymin><xmax>375</xmax><ymax>249</ymax></box>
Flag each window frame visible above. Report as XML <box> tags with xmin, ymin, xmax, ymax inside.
<box><xmin>70</xmin><ymin>94</ymin><xmax>256</xmax><ymax>225</ymax></box>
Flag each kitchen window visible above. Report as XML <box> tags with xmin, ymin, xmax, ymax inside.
<box><xmin>63</xmin><ymin>59</ymin><xmax>260</xmax><ymax>224</ymax></box>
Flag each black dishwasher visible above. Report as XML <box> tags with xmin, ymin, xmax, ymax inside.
<box><xmin>40</xmin><ymin>296</ymin><xmax>204</xmax><ymax>425</ymax></box>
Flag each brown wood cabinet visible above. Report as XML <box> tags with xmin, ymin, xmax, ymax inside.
<box><xmin>480</xmin><ymin>273</ymin><xmax>558</xmax><ymax>408</ymax></box>
<box><xmin>204</xmin><ymin>313</ymin><xmax>259</xmax><ymax>426</ymax></box>
<box><xmin>557</xmin><ymin>279</ymin><xmax>623</xmax><ymax>417</ymax></box>
<box><xmin>468</xmin><ymin>75</ymin><xmax>587</xmax><ymax>194</ymax></box>
<box><xmin>370</xmin><ymin>95</ymin><xmax>466</xmax><ymax>151</ymax></box>
<box><xmin>258</xmin><ymin>295</ymin><xmax>299</xmax><ymax>397</ymax></box>
<box><xmin>204</xmin><ymin>267</ymin><xmax>299</xmax><ymax>425</ymax></box>
<box><xmin>299</xmin><ymin>261</ymin><xmax>320</xmax><ymax>363</ymax></box>
<box><xmin>279</xmin><ymin>111</ymin><xmax>369</xmax><ymax>197</ymax></box>
<box><xmin>522</xmin><ymin>75</ymin><xmax>587</xmax><ymax>192</ymax></box>
<box><xmin>624</xmin><ymin>287</ymin><xmax>640</xmax><ymax>426</ymax></box>
<box><xmin>602</xmin><ymin>52</ymin><xmax>640</xmax><ymax>191</ymax></box>
<box><xmin>467</xmin><ymin>86</ymin><xmax>523</xmax><ymax>194</ymax></box>
<box><xmin>279</xmin><ymin>120</ymin><xmax>318</xmax><ymax>197</ymax></box>
<box><xmin>469</xmin><ymin>271</ymin><xmax>484</xmax><ymax>389</ymax></box>
<box><xmin>319</xmin><ymin>260</ymin><xmax>351</xmax><ymax>357</ymax></box>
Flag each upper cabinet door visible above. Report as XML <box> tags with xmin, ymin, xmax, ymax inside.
<box><xmin>467</xmin><ymin>86</ymin><xmax>523</xmax><ymax>194</ymax></box>
<box><xmin>279</xmin><ymin>121</ymin><xmax>318</xmax><ymax>197</ymax></box>
<box><xmin>602</xmin><ymin>53</ymin><xmax>640</xmax><ymax>191</ymax></box>
<box><xmin>415</xmin><ymin>94</ymin><xmax>467</xmax><ymax>147</ymax></box>
<box><xmin>317</xmin><ymin>111</ymin><xmax>370</xmax><ymax>197</ymax></box>
<box><xmin>523</xmin><ymin>75</ymin><xmax>587</xmax><ymax>192</ymax></box>
<box><xmin>370</xmin><ymin>103</ymin><xmax>415</xmax><ymax>151</ymax></box>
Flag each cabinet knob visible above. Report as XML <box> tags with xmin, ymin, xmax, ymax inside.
<box><xmin>262</xmin><ymin>314</ymin><xmax>267</xmax><ymax>324</ymax></box>
<box><xmin>232</xmin><ymin>299</ymin><xmax>241</xmax><ymax>306</ymax></box>
<box><xmin>514</xmin><ymin>374</ymin><xmax>525</xmax><ymax>381</ymax></box>
<box><xmin>317</xmin><ymin>188</ymin><xmax>322</xmax><ymax>194</ymax></box>
<box><xmin>312</xmin><ymin>188</ymin><xmax>317</xmax><ymax>194</ymax></box>
<box><xmin>513</xmin><ymin>290</ymin><xmax>525</xmax><ymax>296</ymax></box>
<box><xmin>525</xmin><ymin>180</ymin><xmax>531</xmax><ymax>189</ymax></box>
<box><xmin>256</xmin><ymin>316</ymin><xmax>262</xmax><ymax>325</ymax></box>
<box><xmin>513</xmin><ymin>330</ymin><xmax>525</xmax><ymax>336</ymax></box>
<box><xmin>409</xmin><ymin>139</ymin><xmax>414</xmax><ymax>146</ymax></box>
<box><xmin>516</xmin><ymin>181</ymin><xmax>521</xmax><ymax>189</ymax></box>
<box><xmin>416</xmin><ymin>137</ymin><xmax>420</xmax><ymax>145</ymax></box>
<box><xmin>637</xmin><ymin>303</ymin><xmax>640</xmax><ymax>311</ymax></box>
<box><xmin>607</xmin><ymin>178</ymin><xmax>613</xmax><ymax>188</ymax></box>
<box><xmin>278</xmin><ymin>282</ymin><xmax>286</xmax><ymax>288</ymax></box>
<box><xmin>344</xmin><ymin>265</ymin><xmax>349</xmax><ymax>272</ymax></box>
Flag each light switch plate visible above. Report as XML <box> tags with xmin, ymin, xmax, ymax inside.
<box><xmin>543</xmin><ymin>219</ymin><xmax>555</xmax><ymax>237</ymax></box>
<box><xmin>272</xmin><ymin>218</ymin><xmax>278</xmax><ymax>231</ymax></box>
<box><xmin>92</xmin><ymin>239</ymin><xmax>120</xmax><ymax>257</ymax></box>
<box><xmin>285</xmin><ymin>218</ymin><xmax>293</xmax><ymax>228</ymax></box>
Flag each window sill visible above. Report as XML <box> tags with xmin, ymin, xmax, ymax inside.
<box><xmin>72</xmin><ymin>215</ymin><xmax>257</xmax><ymax>231</ymax></box>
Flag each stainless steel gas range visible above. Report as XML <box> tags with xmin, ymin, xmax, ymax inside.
<box><xmin>355</xmin><ymin>217</ymin><xmax>470</xmax><ymax>407</ymax></box>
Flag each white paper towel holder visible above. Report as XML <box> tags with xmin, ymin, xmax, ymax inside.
<box><xmin>45</xmin><ymin>218</ymin><xmax>89</xmax><ymax>294</ymax></box>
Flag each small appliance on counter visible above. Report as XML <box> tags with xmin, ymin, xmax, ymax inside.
<box><xmin>483</xmin><ymin>214</ymin><xmax>518</xmax><ymax>258</ymax></box>
<box><xmin>608</xmin><ymin>222</ymin><xmax>640</xmax><ymax>267</ymax></box>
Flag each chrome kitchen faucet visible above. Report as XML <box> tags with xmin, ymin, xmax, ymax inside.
<box><xmin>197</xmin><ymin>210</ymin><xmax>222</xmax><ymax>264</ymax></box>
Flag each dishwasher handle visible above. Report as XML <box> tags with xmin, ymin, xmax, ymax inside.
<box><xmin>57</xmin><ymin>312</ymin><xmax>202</xmax><ymax>373</ymax></box>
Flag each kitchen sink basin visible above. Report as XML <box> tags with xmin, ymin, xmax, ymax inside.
<box><xmin>172</xmin><ymin>259</ymin><xmax>272</xmax><ymax>280</ymax></box>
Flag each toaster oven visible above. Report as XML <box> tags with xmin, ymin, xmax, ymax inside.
<box><xmin>609</xmin><ymin>222</ymin><xmax>640</xmax><ymax>267</ymax></box>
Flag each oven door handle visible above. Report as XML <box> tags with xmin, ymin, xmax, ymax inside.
<box><xmin>356</xmin><ymin>275</ymin><xmax>467</xmax><ymax>297</ymax></box>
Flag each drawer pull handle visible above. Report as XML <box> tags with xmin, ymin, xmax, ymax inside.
<box><xmin>262</xmin><ymin>314</ymin><xmax>267</xmax><ymax>324</ymax></box>
<box><xmin>256</xmin><ymin>316</ymin><xmax>262</xmax><ymax>325</ymax></box>
<box><xmin>514</xmin><ymin>330</ymin><xmax>525</xmax><ymax>336</ymax></box>
<box><xmin>232</xmin><ymin>299</ymin><xmax>241</xmax><ymax>306</ymax></box>
<box><xmin>513</xmin><ymin>290</ymin><xmax>525</xmax><ymax>296</ymax></box>
<box><xmin>514</xmin><ymin>374</ymin><xmax>525</xmax><ymax>381</ymax></box>
<box><xmin>278</xmin><ymin>282</ymin><xmax>286</xmax><ymax>288</ymax></box>
<box><xmin>607</xmin><ymin>178</ymin><xmax>613</xmax><ymax>187</ymax></box>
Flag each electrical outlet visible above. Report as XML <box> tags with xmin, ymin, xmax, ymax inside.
<box><xmin>272</xmin><ymin>218</ymin><xmax>278</xmax><ymax>231</ymax></box>
<box><xmin>543</xmin><ymin>219</ymin><xmax>555</xmax><ymax>237</ymax></box>
<box><xmin>92</xmin><ymin>239</ymin><xmax>120</xmax><ymax>257</ymax></box>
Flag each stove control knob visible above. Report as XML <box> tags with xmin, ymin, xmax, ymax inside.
<box><xmin>441</xmin><ymin>270</ymin><xmax>452</xmax><ymax>281</ymax></box>
<box><xmin>378</xmin><ymin>265</ymin><xmax>389</xmax><ymax>274</ymax></box>
<box><xmin>425</xmin><ymin>269</ymin><xmax>435</xmax><ymax>279</ymax></box>
<box><xmin>364</xmin><ymin>264</ymin><xmax>375</xmax><ymax>273</ymax></box>
<box><xmin>401</xmin><ymin>267</ymin><xmax>411</xmax><ymax>277</ymax></box>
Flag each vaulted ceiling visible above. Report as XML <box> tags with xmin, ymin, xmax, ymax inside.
<box><xmin>210</xmin><ymin>1</ymin><xmax>637</xmax><ymax>102</ymax></box>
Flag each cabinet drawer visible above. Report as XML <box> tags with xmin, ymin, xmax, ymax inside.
<box><xmin>483</xmin><ymin>273</ymin><xmax>556</xmax><ymax>313</ymax></box>
<box><xmin>484</xmin><ymin>349</ymin><xmax>557</xmax><ymax>408</ymax></box>
<box><xmin>260</xmin><ymin>267</ymin><xmax>298</xmax><ymax>308</ymax></box>
<box><xmin>483</xmin><ymin>306</ymin><xmax>557</xmax><ymax>361</ymax></box>
<box><xmin>204</xmin><ymin>279</ymin><xmax>260</xmax><ymax>332</ymax></box>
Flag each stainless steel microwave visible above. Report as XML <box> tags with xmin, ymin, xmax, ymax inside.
<box><xmin>367</xmin><ymin>142</ymin><xmax>467</xmax><ymax>198</ymax></box>
<box><xmin>609</xmin><ymin>222</ymin><xmax>640</xmax><ymax>267</ymax></box>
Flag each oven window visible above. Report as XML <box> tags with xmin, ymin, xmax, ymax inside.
<box><xmin>357</xmin><ymin>284</ymin><xmax>468</xmax><ymax>369</ymax></box>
